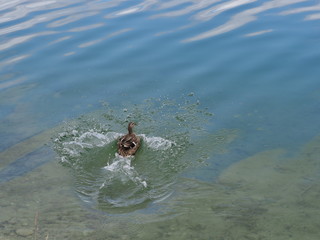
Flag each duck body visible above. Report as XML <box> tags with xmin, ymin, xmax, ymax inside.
<box><xmin>117</xmin><ymin>122</ymin><xmax>140</xmax><ymax>157</ymax></box>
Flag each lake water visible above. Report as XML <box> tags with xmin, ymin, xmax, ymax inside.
<box><xmin>1</xmin><ymin>0</ymin><xmax>320</xmax><ymax>239</ymax></box>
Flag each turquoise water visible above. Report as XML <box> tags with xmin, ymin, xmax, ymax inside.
<box><xmin>1</xmin><ymin>0</ymin><xmax>320</xmax><ymax>239</ymax></box>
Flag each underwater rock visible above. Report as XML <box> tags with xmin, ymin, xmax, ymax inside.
<box><xmin>15</xmin><ymin>228</ymin><xmax>33</xmax><ymax>237</ymax></box>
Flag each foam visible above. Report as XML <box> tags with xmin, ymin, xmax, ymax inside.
<box><xmin>140</xmin><ymin>134</ymin><xmax>175</xmax><ymax>150</ymax></box>
<box><xmin>55</xmin><ymin>129</ymin><xmax>179</xmax><ymax>208</ymax></box>
<box><xmin>56</xmin><ymin>130</ymin><xmax>121</xmax><ymax>158</ymax></box>
<box><xmin>56</xmin><ymin>126</ymin><xmax>175</xmax><ymax>161</ymax></box>
<box><xmin>103</xmin><ymin>154</ymin><xmax>147</xmax><ymax>188</ymax></box>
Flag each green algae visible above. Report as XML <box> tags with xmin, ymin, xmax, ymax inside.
<box><xmin>2</xmin><ymin>95</ymin><xmax>320</xmax><ymax>239</ymax></box>
<box><xmin>2</xmin><ymin>134</ymin><xmax>320</xmax><ymax>239</ymax></box>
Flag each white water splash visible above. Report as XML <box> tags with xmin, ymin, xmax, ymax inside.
<box><xmin>56</xmin><ymin>128</ymin><xmax>174</xmax><ymax>160</ymax></box>
<box><xmin>103</xmin><ymin>154</ymin><xmax>147</xmax><ymax>188</ymax></box>
<box><xmin>100</xmin><ymin>135</ymin><xmax>174</xmax><ymax>189</ymax></box>
<box><xmin>55</xmin><ymin>128</ymin><xmax>178</xmax><ymax>205</ymax></box>
<box><xmin>56</xmin><ymin>130</ymin><xmax>121</xmax><ymax>158</ymax></box>
<box><xmin>52</xmin><ymin>96</ymin><xmax>212</xmax><ymax>212</ymax></box>
<box><xmin>140</xmin><ymin>134</ymin><xmax>175</xmax><ymax>150</ymax></box>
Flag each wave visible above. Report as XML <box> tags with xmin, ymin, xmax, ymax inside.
<box><xmin>56</xmin><ymin>128</ymin><xmax>175</xmax><ymax>160</ymax></box>
<box><xmin>54</xmin><ymin>123</ymin><xmax>183</xmax><ymax>212</ymax></box>
<box><xmin>140</xmin><ymin>134</ymin><xmax>175</xmax><ymax>150</ymax></box>
<box><xmin>1</xmin><ymin>0</ymin><xmax>318</xmax><ymax>55</ymax></box>
<box><xmin>57</xmin><ymin>130</ymin><xmax>121</xmax><ymax>159</ymax></box>
<box><xmin>53</xmin><ymin>96</ymin><xmax>214</xmax><ymax>213</ymax></box>
<box><xmin>50</xmin><ymin>95</ymin><xmax>252</xmax><ymax>216</ymax></box>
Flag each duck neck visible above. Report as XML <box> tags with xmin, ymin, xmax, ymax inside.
<box><xmin>128</xmin><ymin>126</ymin><xmax>133</xmax><ymax>135</ymax></box>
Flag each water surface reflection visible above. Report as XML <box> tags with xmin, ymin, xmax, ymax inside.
<box><xmin>1</xmin><ymin>0</ymin><xmax>320</xmax><ymax>54</ymax></box>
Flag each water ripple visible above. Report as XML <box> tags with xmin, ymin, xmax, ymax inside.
<box><xmin>48</xmin><ymin>11</ymin><xmax>99</xmax><ymax>28</ymax></box>
<box><xmin>0</xmin><ymin>0</ymin><xmax>120</xmax><ymax>48</ymax></box>
<box><xmin>78</xmin><ymin>28</ymin><xmax>132</xmax><ymax>48</ymax></box>
<box><xmin>104</xmin><ymin>0</ymin><xmax>158</xmax><ymax>18</ymax></box>
<box><xmin>0</xmin><ymin>0</ymin><xmax>79</xmax><ymax>24</ymax></box>
<box><xmin>1</xmin><ymin>0</ymin><xmax>320</xmax><ymax>55</ymax></box>
<box><xmin>53</xmin><ymin>96</ymin><xmax>216</xmax><ymax>213</ymax></box>
<box><xmin>193</xmin><ymin>0</ymin><xmax>256</xmax><ymax>21</ymax></box>
<box><xmin>68</xmin><ymin>23</ymin><xmax>104</xmax><ymax>32</ymax></box>
<box><xmin>153</xmin><ymin>0</ymin><xmax>222</xmax><ymax>18</ymax></box>
<box><xmin>279</xmin><ymin>2</ymin><xmax>320</xmax><ymax>21</ymax></box>
<box><xmin>183</xmin><ymin>0</ymin><xmax>309</xmax><ymax>42</ymax></box>
<box><xmin>244</xmin><ymin>29</ymin><xmax>273</xmax><ymax>37</ymax></box>
<box><xmin>0</xmin><ymin>31</ymin><xmax>56</xmax><ymax>51</ymax></box>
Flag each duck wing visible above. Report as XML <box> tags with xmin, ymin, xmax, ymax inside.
<box><xmin>118</xmin><ymin>134</ymin><xmax>140</xmax><ymax>149</ymax></box>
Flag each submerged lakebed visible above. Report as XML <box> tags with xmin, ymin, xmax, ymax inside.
<box><xmin>1</xmin><ymin>0</ymin><xmax>320</xmax><ymax>239</ymax></box>
<box><xmin>1</xmin><ymin>104</ymin><xmax>320</xmax><ymax>239</ymax></box>
<box><xmin>1</xmin><ymin>97</ymin><xmax>243</xmax><ymax>239</ymax></box>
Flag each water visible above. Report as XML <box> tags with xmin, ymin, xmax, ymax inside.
<box><xmin>1</xmin><ymin>0</ymin><xmax>320</xmax><ymax>239</ymax></box>
<box><xmin>53</xmin><ymin>99</ymin><xmax>223</xmax><ymax>213</ymax></box>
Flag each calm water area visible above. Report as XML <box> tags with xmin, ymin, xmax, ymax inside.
<box><xmin>1</xmin><ymin>0</ymin><xmax>320</xmax><ymax>239</ymax></box>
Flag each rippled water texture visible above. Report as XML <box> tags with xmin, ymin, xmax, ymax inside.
<box><xmin>1</xmin><ymin>0</ymin><xmax>320</xmax><ymax>52</ymax></box>
<box><xmin>53</xmin><ymin>98</ymin><xmax>231</xmax><ymax>213</ymax></box>
<box><xmin>1</xmin><ymin>0</ymin><xmax>320</xmax><ymax>239</ymax></box>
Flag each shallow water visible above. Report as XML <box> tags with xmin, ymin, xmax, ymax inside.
<box><xmin>53</xmin><ymin>99</ymin><xmax>234</xmax><ymax>213</ymax></box>
<box><xmin>1</xmin><ymin>0</ymin><xmax>320</xmax><ymax>239</ymax></box>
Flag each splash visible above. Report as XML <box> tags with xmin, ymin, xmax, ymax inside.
<box><xmin>53</xmin><ymin>96</ymin><xmax>216</xmax><ymax>213</ymax></box>
<box><xmin>140</xmin><ymin>134</ymin><xmax>175</xmax><ymax>150</ymax></box>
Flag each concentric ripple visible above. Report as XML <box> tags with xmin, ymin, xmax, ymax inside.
<box><xmin>53</xmin><ymin>96</ymin><xmax>216</xmax><ymax>213</ymax></box>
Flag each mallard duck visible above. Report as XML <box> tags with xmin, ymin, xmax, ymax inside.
<box><xmin>117</xmin><ymin>122</ymin><xmax>140</xmax><ymax>157</ymax></box>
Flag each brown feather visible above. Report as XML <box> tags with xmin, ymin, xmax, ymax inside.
<box><xmin>117</xmin><ymin>122</ymin><xmax>140</xmax><ymax>157</ymax></box>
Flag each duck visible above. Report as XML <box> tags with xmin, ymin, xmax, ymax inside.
<box><xmin>117</xmin><ymin>122</ymin><xmax>140</xmax><ymax>157</ymax></box>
